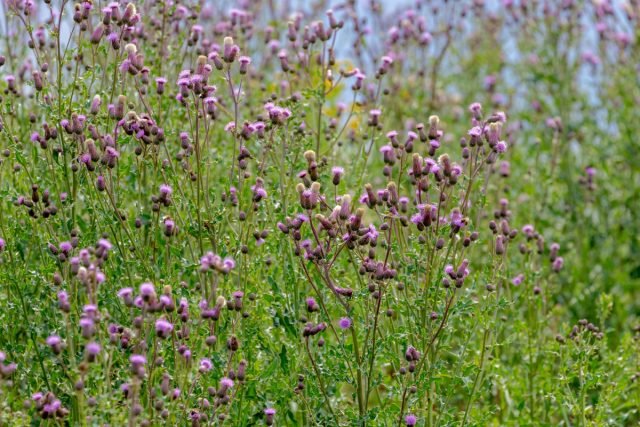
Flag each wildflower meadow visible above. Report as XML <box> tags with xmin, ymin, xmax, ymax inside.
<box><xmin>0</xmin><ymin>0</ymin><xmax>639</xmax><ymax>425</ymax></box>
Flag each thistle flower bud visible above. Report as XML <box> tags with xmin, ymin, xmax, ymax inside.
<box><xmin>368</xmin><ymin>109</ymin><xmax>381</xmax><ymax>127</ymax></box>
<box><xmin>196</xmin><ymin>55</ymin><xmax>208</xmax><ymax>76</ymax></box>
<box><xmin>5</xmin><ymin>75</ymin><xmax>16</xmax><ymax>92</ymax></box>
<box><xmin>89</xmin><ymin>95</ymin><xmax>101</xmax><ymax>115</ymax></box>
<box><xmin>140</xmin><ymin>282</ymin><xmax>156</xmax><ymax>302</ymax></box>
<box><xmin>217</xmin><ymin>377</ymin><xmax>234</xmax><ymax>398</ymax></box>
<box><xmin>124</xmin><ymin>43</ymin><xmax>137</xmax><ymax>57</ymax></box>
<box><xmin>239</xmin><ymin>56</ymin><xmax>251</xmax><ymax>74</ymax></box>
<box><xmin>85</xmin><ymin>342</ymin><xmax>101</xmax><ymax>362</ymax></box>
<box><xmin>265</xmin><ymin>408</ymin><xmax>276</xmax><ymax>425</ymax></box>
<box><xmin>552</xmin><ymin>257</ymin><xmax>564</xmax><ymax>272</ymax></box>
<box><xmin>303</xmin><ymin>150</ymin><xmax>316</xmax><ymax>164</ymax></box>
<box><xmin>495</xmin><ymin>235</ymin><xmax>505</xmax><ymax>255</ymax></box>
<box><xmin>275</xmin><ymin>50</ymin><xmax>289</xmax><ymax>73</ymax></box>
<box><xmin>155</xmin><ymin>77</ymin><xmax>168</xmax><ymax>95</ymax></box>
<box><xmin>198</xmin><ymin>358</ymin><xmax>212</xmax><ymax>373</ymax></box>
<box><xmin>96</xmin><ymin>175</ymin><xmax>106</xmax><ymax>192</ymax></box>
<box><xmin>163</xmin><ymin>218</ymin><xmax>176</xmax><ymax>236</ymax></box>
<box><xmin>79</xmin><ymin>317</ymin><xmax>95</xmax><ymax>338</ymax></box>
<box><xmin>428</xmin><ymin>115</ymin><xmax>440</xmax><ymax>139</ymax></box>
<box><xmin>71</xmin><ymin>113</ymin><xmax>84</xmax><ymax>134</ymax></box>
<box><xmin>487</xmin><ymin>122</ymin><xmax>502</xmax><ymax>147</ymax></box>
<box><xmin>46</xmin><ymin>335</ymin><xmax>64</xmax><ymax>355</ymax></box>
<box><xmin>33</xmin><ymin>71</ymin><xmax>43</xmax><ymax>91</ymax></box>
<box><xmin>155</xmin><ymin>319</ymin><xmax>173</xmax><ymax>339</ymax></box>
<box><xmin>208</xmin><ymin>51</ymin><xmax>224</xmax><ymax>71</ymax></box>
<box><xmin>469</xmin><ymin>102</ymin><xmax>482</xmax><ymax>120</ymax></box>
<box><xmin>251</xmin><ymin>178</ymin><xmax>267</xmax><ymax>202</ymax></box>
<box><xmin>379</xmin><ymin>145</ymin><xmax>394</xmax><ymax>165</ymax></box>
<box><xmin>115</xmin><ymin>95</ymin><xmax>126</xmax><ymax>120</ymax></box>
<box><xmin>227</xmin><ymin>335</ymin><xmax>239</xmax><ymax>352</ymax></box>
<box><xmin>223</xmin><ymin>37</ymin><xmax>239</xmax><ymax>63</ymax></box>
<box><xmin>89</xmin><ymin>25</ymin><xmax>104</xmax><ymax>44</ymax></box>
<box><xmin>405</xmin><ymin>346</ymin><xmax>421</xmax><ymax>362</ymax></box>
<box><xmin>129</xmin><ymin>354</ymin><xmax>146</xmax><ymax>378</ymax></box>
<box><xmin>122</xmin><ymin>3</ymin><xmax>137</xmax><ymax>25</ymax></box>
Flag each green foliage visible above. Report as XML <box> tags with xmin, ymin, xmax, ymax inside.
<box><xmin>0</xmin><ymin>1</ymin><xmax>638</xmax><ymax>426</ymax></box>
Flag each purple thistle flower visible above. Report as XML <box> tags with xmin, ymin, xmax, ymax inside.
<box><xmin>495</xmin><ymin>140</ymin><xmax>508</xmax><ymax>153</ymax></box>
<box><xmin>218</xmin><ymin>377</ymin><xmax>234</xmax><ymax>396</ymax></box>
<box><xmin>140</xmin><ymin>282</ymin><xmax>156</xmax><ymax>301</ymax></box>
<box><xmin>338</xmin><ymin>317</ymin><xmax>352</xmax><ymax>329</ymax></box>
<box><xmin>163</xmin><ymin>218</ymin><xmax>176</xmax><ymax>236</ymax></box>
<box><xmin>97</xmin><ymin>239</ymin><xmax>112</xmax><ymax>251</ymax></box>
<box><xmin>83</xmin><ymin>304</ymin><xmax>98</xmax><ymax>317</ymax></box>
<box><xmin>117</xmin><ymin>287</ymin><xmax>133</xmax><ymax>300</ymax></box>
<box><xmin>353</xmin><ymin>71</ymin><xmax>366</xmax><ymax>90</ymax></box>
<box><xmin>159</xmin><ymin>295</ymin><xmax>173</xmax><ymax>309</ymax></box>
<box><xmin>306</xmin><ymin>297</ymin><xmax>319</xmax><ymax>312</ymax></box>
<box><xmin>46</xmin><ymin>335</ymin><xmax>61</xmax><ymax>346</ymax></box>
<box><xmin>43</xmin><ymin>400</ymin><xmax>62</xmax><ymax>416</ymax></box>
<box><xmin>85</xmin><ymin>342</ymin><xmax>101</xmax><ymax>362</ymax></box>
<box><xmin>406</xmin><ymin>131</ymin><xmax>418</xmax><ymax>143</ymax></box>
<box><xmin>239</xmin><ymin>56</ymin><xmax>251</xmax><ymax>74</ymax></box>
<box><xmin>265</xmin><ymin>408</ymin><xmax>276</xmax><ymax>425</ymax></box>
<box><xmin>46</xmin><ymin>335</ymin><xmax>63</xmax><ymax>354</ymax></box>
<box><xmin>130</xmin><ymin>354</ymin><xmax>146</xmax><ymax>367</ymax></box>
<box><xmin>1</xmin><ymin>361</ymin><xmax>16</xmax><ymax>377</ymax></box>
<box><xmin>199</xmin><ymin>358</ymin><xmax>213</xmax><ymax>373</ymax></box>
<box><xmin>468</xmin><ymin>126</ymin><xmax>482</xmax><ymax>138</ymax></box>
<box><xmin>120</xmin><ymin>383</ymin><xmax>130</xmax><ymax>397</ymax></box>
<box><xmin>159</xmin><ymin>184</ymin><xmax>172</xmax><ymax>197</ymax></box>
<box><xmin>79</xmin><ymin>318</ymin><xmax>95</xmax><ymax>338</ymax></box>
<box><xmin>57</xmin><ymin>291</ymin><xmax>70</xmax><ymax>312</ymax></box>
<box><xmin>155</xmin><ymin>77</ymin><xmax>168</xmax><ymax>95</ymax></box>
<box><xmin>369</xmin><ymin>109</ymin><xmax>382</xmax><ymax>126</ymax></box>
<box><xmin>59</xmin><ymin>241</ymin><xmax>72</xmax><ymax>253</ymax></box>
<box><xmin>405</xmin><ymin>346</ymin><xmax>421</xmax><ymax>362</ymax></box>
<box><xmin>512</xmin><ymin>274</ymin><xmax>524</xmax><ymax>286</ymax></box>
<box><xmin>332</xmin><ymin>166</ymin><xmax>344</xmax><ymax>185</ymax></box>
<box><xmin>171</xmin><ymin>388</ymin><xmax>181</xmax><ymax>400</ymax></box>
<box><xmin>155</xmin><ymin>319</ymin><xmax>174</xmax><ymax>339</ymax></box>
<box><xmin>552</xmin><ymin>257</ymin><xmax>564</xmax><ymax>272</ymax></box>
<box><xmin>405</xmin><ymin>414</ymin><xmax>417</xmax><ymax>426</ymax></box>
<box><xmin>522</xmin><ymin>224</ymin><xmax>535</xmax><ymax>239</ymax></box>
<box><xmin>5</xmin><ymin>75</ymin><xmax>16</xmax><ymax>91</ymax></box>
<box><xmin>386</xmin><ymin>130</ymin><xmax>399</xmax><ymax>141</ymax></box>
<box><xmin>181</xmin><ymin>348</ymin><xmax>192</xmax><ymax>361</ymax></box>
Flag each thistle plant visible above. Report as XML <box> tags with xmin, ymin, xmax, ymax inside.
<box><xmin>0</xmin><ymin>1</ymin><xmax>639</xmax><ymax>426</ymax></box>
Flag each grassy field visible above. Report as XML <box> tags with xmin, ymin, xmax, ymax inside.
<box><xmin>0</xmin><ymin>1</ymin><xmax>639</xmax><ymax>425</ymax></box>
